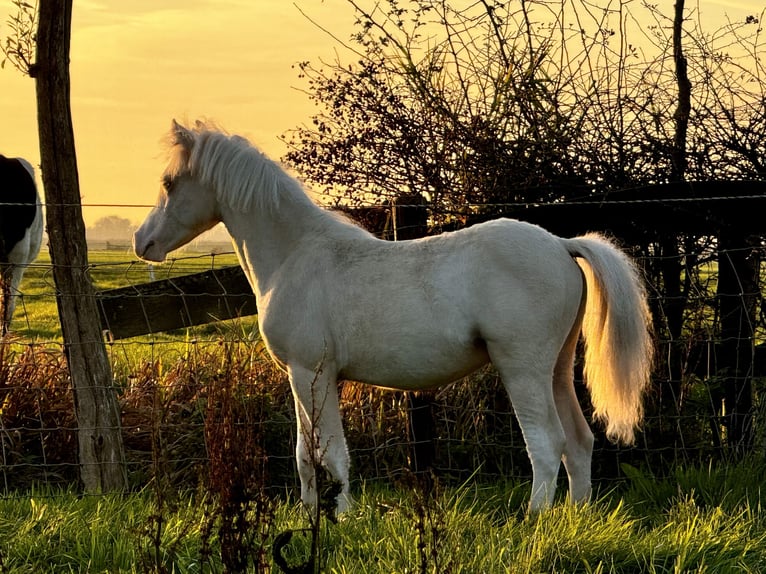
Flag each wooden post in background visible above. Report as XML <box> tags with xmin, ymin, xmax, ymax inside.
<box><xmin>35</xmin><ymin>0</ymin><xmax>126</xmax><ymax>492</ymax></box>
<box><xmin>391</xmin><ymin>195</ymin><xmax>435</xmax><ymax>477</ymax></box>
<box><xmin>717</xmin><ymin>230</ymin><xmax>759</xmax><ymax>454</ymax></box>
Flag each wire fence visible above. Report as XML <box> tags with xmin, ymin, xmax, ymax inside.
<box><xmin>1</xmin><ymin>222</ymin><xmax>765</xmax><ymax>499</ymax></box>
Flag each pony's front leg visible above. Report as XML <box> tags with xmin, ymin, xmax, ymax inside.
<box><xmin>294</xmin><ymin>403</ymin><xmax>318</xmax><ymax>509</ymax></box>
<box><xmin>290</xmin><ymin>364</ymin><xmax>352</xmax><ymax>514</ymax></box>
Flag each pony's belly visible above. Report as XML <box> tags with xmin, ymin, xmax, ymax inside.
<box><xmin>339</xmin><ymin>341</ymin><xmax>490</xmax><ymax>391</ymax></box>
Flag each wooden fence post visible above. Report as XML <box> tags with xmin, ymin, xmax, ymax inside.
<box><xmin>391</xmin><ymin>195</ymin><xmax>436</xmax><ymax>477</ymax></box>
<box><xmin>717</xmin><ymin>230</ymin><xmax>759</xmax><ymax>453</ymax></box>
<box><xmin>35</xmin><ymin>0</ymin><xmax>126</xmax><ymax>492</ymax></box>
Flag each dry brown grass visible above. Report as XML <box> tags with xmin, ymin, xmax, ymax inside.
<box><xmin>0</xmin><ymin>338</ymin><xmax>77</xmax><ymax>488</ymax></box>
<box><xmin>1</xmin><ymin>337</ymin><xmax>527</xmax><ymax>494</ymax></box>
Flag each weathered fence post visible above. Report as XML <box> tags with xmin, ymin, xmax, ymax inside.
<box><xmin>35</xmin><ymin>0</ymin><xmax>126</xmax><ymax>491</ymax></box>
<box><xmin>392</xmin><ymin>195</ymin><xmax>435</xmax><ymax>477</ymax></box>
<box><xmin>717</xmin><ymin>230</ymin><xmax>760</xmax><ymax>453</ymax></box>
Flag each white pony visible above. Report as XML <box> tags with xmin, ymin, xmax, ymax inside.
<box><xmin>134</xmin><ymin>120</ymin><xmax>654</xmax><ymax>513</ymax></box>
<box><xmin>0</xmin><ymin>155</ymin><xmax>44</xmax><ymax>334</ymax></box>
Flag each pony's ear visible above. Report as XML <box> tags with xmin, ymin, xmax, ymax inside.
<box><xmin>171</xmin><ymin>119</ymin><xmax>195</xmax><ymax>149</ymax></box>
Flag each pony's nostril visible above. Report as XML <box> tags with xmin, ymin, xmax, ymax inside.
<box><xmin>138</xmin><ymin>239</ymin><xmax>154</xmax><ymax>258</ymax></box>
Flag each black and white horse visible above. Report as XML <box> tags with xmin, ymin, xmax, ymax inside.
<box><xmin>0</xmin><ymin>155</ymin><xmax>43</xmax><ymax>334</ymax></box>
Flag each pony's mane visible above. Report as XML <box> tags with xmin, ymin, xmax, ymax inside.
<box><xmin>165</xmin><ymin>122</ymin><xmax>370</xmax><ymax>239</ymax></box>
<box><xmin>166</xmin><ymin>123</ymin><xmax>305</xmax><ymax>214</ymax></box>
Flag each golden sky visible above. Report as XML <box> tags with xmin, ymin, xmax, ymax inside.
<box><xmin>0</xmin><ymin>0</ymin><xmax>356</xmax><ymax>226</ymax></box>
<box><xmin>1</xmin><ymin>0</ymin><xmax>764</xmax><ymax>227</ymax></box>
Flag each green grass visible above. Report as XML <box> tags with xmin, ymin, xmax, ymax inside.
<box><xmin>12</xmin><ymin>249</ymin><xmax>244</xmax><ymax>340</ymax></box>
<box><xmin>9</xmin><ymin>249</ymin><xmax>259</xmax><ymax>377</ymax></box>
<box><xmin>1</xmin><ymin>463</ymin><xmax>765</xmax><ymax>573</ymax></box>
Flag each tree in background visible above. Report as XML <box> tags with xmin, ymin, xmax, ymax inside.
<box><xmin>284</xmin><ymin>0</ymin><xmax>766</xmax><ymax>455</ymax></box>
<box><xmin>86</xmin><ymin>215</ymin><xmax>135</xmax><ymax>242</ymax></box>
<box><xmin>286</xmin><ymin>1</ymin><xmax>592</xmax><ymax>226</ymax></box>
<box><xmin>285</xmin><ymin>1</ymin><xmax>766</xmax><ymax>213</ymax></box>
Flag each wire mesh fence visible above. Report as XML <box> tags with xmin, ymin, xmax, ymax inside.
<box><xmin>0</xmin><ymin>226</ymin><xmax>765</xmax><ymax>499</ymax></box>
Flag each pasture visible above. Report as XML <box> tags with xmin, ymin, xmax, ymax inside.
<box><xmin>10</xmin><ymin>249</ymin><xmax>247</xmax><ymax>342</ymax></box>
<box><xmin>2</xmin><ymin>249</ymin><xmax>766</xmax><ymax>572</ymax></box>
<box><xmin>1</xmin><ymin>463</ymin><xmax>766</xmax><ymax>573</ymax></box>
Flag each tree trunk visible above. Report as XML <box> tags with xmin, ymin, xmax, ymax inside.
<box><xmin>660</xmin><ymin>0</ymin><xmax>691</xmax><ymax>418</ymax></box>
<box><xmin>34</xmin><ymin>0</ymin><xmax>126</xmax><ymax>492</ymax></box>
<box><xmin>671</xmin><ymin>0</ymin><xmax>691</xmax><ymax>181</ymax></box>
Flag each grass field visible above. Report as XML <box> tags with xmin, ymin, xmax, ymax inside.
<box><xmin>5</xmin><ymin>250</ymin><xmax>766</xmax><ymax>573</ymax></box>
<box><xmin>12</xmin><ymin>249</ymin><xmax>245</xmax><ymax>339</ymax></box>
<box><xmin>8</xmin><ymin>249</ymin><xmax>259</xmax><ymax>378</ymax></box>
<box><xmin>1</xmin><ymin>461</ymin><xmax>765</xmax><ymax>573</ymax></box>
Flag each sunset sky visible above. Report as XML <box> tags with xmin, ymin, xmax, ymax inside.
<box><xmin>0</xmin><ymin>0</ymin><xmax>356</xmax><ymax>226</ymax></box>
<box><xmin>1</xmin><ymin>0</ymin><xmax>765</xmax><ymax>228</ymax></box>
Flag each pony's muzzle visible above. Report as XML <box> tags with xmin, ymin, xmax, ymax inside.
<box><xmin>133</xmin><ymin>234</ymin><xmax>166</xmax><ymax>263</ymax></box>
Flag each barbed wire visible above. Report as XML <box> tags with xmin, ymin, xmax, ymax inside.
<box><xmin>1</xmin><ymin>188</ymin><xmax>766</xmax><ymax>211</ymax></box>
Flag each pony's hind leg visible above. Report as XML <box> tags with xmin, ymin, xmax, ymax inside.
<box><xmin>553</xmin><ymin>325</ymin><xmax>594</xmax><ymax>504</ymax></box>
<box><xmin>289</xmin><ymin>364</ymin><xmax>352</xmax><ymax>514</ymax></box>
<box><xmin>550</xmin><ymin>277</ymin><xmax>594</xmax><ymax>504</ymax></box>
<box><xmin>0</xmin><ymin>267</ymin><xmax>14</xmax><ymax>335</ymax></box>
<box><xmin>490</xmin><ymin>345</ymin><xmax>566</xmax><ymax>512</ymax></box>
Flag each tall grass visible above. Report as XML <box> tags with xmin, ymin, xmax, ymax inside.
<box><xmin>1</xmin><ymin>462</ymin><xmax>765</xmax><ymax>573</ymax></box>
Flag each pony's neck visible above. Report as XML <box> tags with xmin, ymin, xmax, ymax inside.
<box><xmin>206</xmin><ymin>136</ymin><xmax>372</xmax><ymax>298</ymax></box>
<box><xmin>218</xmin><ymin>178</ymin><xmax>326</xmax><ymax>299</ymax></box>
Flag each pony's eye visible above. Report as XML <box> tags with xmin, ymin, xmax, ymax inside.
<box><xmin>162</xmin><ymin>175</ymin><xmax>173</xmax><ymax>191</ymax></box>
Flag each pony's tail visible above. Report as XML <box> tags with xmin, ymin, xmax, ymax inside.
<box><xmin>563</xmin><ymin>233</ymin><xmax>654</xmax><ymax>445</ymax></box>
